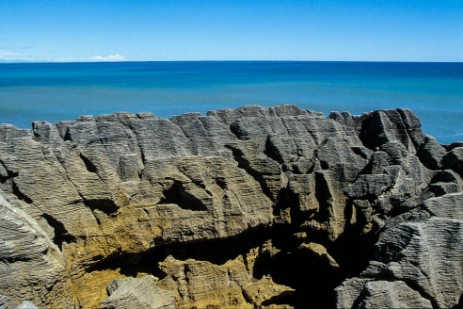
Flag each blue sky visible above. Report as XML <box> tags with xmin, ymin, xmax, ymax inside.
<box><xmin>0</xmin><ymin>0</ymin><xmax>462</xmax><ymax>62</ymax></box>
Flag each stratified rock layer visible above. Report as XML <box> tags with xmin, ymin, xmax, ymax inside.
<box><xmin>102</xmin><ymin>276</ymin><xmax>176</xmax><ymax>309</ymax></box>
<box><xmin>0</xmin><ymin>104</ymin><xmax>462</xmax><ymax>308</ymax></box>
<box><xmin>336</xmin><ymin>193</ymin><xmax>463</xmax><ymax>309</ymax></box>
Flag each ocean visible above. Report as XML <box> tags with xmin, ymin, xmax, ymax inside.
<box><xmin>0</xmin><ymin>61</ymin><xmax>462</xmax><ymax>144</ymax></box>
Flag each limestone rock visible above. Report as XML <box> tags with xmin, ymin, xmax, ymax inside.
<box><xmin>0</xmin><ymin>190</ymin><xmax>69</xmax><ymax>308</ymax></box>
<box><xmin>102</xmin><ymin>276</ymin><xmax>176</xmax><ymax>309</ymax></box>
<box><xmin>356</xmin><ymin>281</ymin><xmax>432</xmax><ymax>309</ymax></box>
<box><xmin>158</xmin><ymin>253</ymin><xmax>294</xmax><ymax>309</ymax></box>
<box><xmin>418</xmin><ymin>137</ymin><xmax>447</xmax><ymax>169</ymax></box>
<box><xmin>336</xmin><ymin>193</ymin><xmax>463</xmax><ymax>308</ymax></box>
<box><xmin>356</xmin><ymin>109</ymin><xmax>425</xmax><ymax>153</ymax></box>
<box><xmin>443</xmin><ymin>146</ymin><xmax>463</xmax><ymax>176</ymax></box>
<box><xmin>242</xmin><ymin>276</ymin><xmax>295</xmax><ymax>308</ymax></box>
<box><xmin>0</xmin><ymin>104</ymin><xmax>461</xmax><ymax>308</ymax></box>
<box><xmin>299</xmin><ymin>242</ymin><xmax>339</xmax><ymax>268</ymax></box>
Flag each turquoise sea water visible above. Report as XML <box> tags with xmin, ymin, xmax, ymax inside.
<box><xmin>0</xmin><ymin>61</ymin><xmax>462</xmax><ymax>144</ymax></box>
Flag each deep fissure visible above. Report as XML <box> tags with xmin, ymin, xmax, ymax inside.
<box><xmin>159</xmin><ymin>180</ymin><xmax>209</xmax><ymax>211</ymax></box>
<box><xmin>11</xmin><ymin>181</ymin><xmax>33</xmax><ymax>204</ymax></box>
<box><xmin>42</xmin><ymin>213</ymin><xmax>77</xmax><ymax>250</ymax></box>
<box><xmin>82</xmin><ymin>198</ymin><xmax>119</xmax><ymax>215</ymax></box>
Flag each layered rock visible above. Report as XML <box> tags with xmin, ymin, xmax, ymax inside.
<box><xmin>336</xmin><ymin>193</ymin><xmax>463</xmax><ymax>308</ymax></box>
<box><xmin>0</xmin><ymin>191</ymin><xmax>68</xmax><ymax>308</ymax></box>
<box><xmin>102</xmin><ymin>276</ymin><xmax>176</xmax><ymax>309</ymax></box>
<box><xmin>0</xmin><ymin>104</ymin><xmax>461</xmax><ymax>308</ymax></box>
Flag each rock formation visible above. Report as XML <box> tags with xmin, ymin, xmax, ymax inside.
<box><xmin>0</xmin><ymin>104</ymin><xmax>462</xmax><ymax>308</ymax></box>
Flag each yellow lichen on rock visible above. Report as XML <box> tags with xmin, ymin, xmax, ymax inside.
<box><xmin>157</xmin><ymin>251</ymin><xmax>294</xmax><ymax>309</ymax></box>
<box><xmin>70</xmin><ymin>269</ymin><xmax>126</xmax><ymax>309</ymax></box>
<box><xmin>299</xmin><ymin>242</ymin><xmax>339</xmax><ymax>269</ymax></box>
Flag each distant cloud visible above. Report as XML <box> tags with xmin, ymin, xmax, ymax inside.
<box><xmin>0</xmin><ymin>50</ymin><xmax>127</xmax><ymax>63</ymax></box>
<box><xmin>89</xmin><ymin>54</ymin><xmax>126</xmax><ymax>62</ymax></box>
<box><xmin>0</xmin><ymin>48</ymin><xmax>23</xmax><ymax>61</ymax></box>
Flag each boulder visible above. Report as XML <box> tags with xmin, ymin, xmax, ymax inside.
<box><xmin>102</xmin><ymin>276</ymin><xmax>176</xmax><ymax>309</ymax></box>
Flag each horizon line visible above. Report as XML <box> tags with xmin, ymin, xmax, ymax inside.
<box><xmin>1</xmin><ymin>59</ymin><xmax>462</xmax><ymax>64</ymax></box>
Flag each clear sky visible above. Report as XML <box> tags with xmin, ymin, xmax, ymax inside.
<box><xmin>0</xmin><ymin>0</ymin><xmax>462</xmax><ymax>62</ymax></box>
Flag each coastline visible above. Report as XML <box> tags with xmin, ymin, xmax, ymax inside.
<box><xmin>1</xmin><ymin>61</ymin><xmax>462</xmax><ymax>144</ymax></box>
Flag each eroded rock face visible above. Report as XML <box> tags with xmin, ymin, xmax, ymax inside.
<box><xmin>102</xmin><ymin>276</ymin><xmax>176</xmax><ymax>309</ymax></box>
<box><xmin>157</xmin><ymin>254</ymin><xmax>294</xmax><ymax>308</ymax></box>
<box><xmin>0</xmin><ymin>191</ymin><xmax>69</xmax><ymax>308</ymax></box>
<box><xmin>336</xmin><ymin>193</ymin><xmax>463</xmax><ymax>309</ymax></box>
<box><xmin>0</xmin><ymin>104</ymin><xmax>462</xmax><ymax>308</ymax></box>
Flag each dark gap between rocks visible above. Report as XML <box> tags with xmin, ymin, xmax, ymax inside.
<box><xmin>264</xmin><ymin>136</ymin><xmax>284</xmax><ymax>164</ymax></box>
<box><xmin>42</xmin><ymin>214</ymin><xmax>77</xmax><ymax>250</ymax></box>
<box><xmin>86</xmin><ymin>249</ymin><xmax>168</xmax><ymax>279</ymax></box>
<box><xmin>82</xmin><ymin>198</ymin><xmax>119</xmax><ymax>215</ymax></box>
<box><xmin>253</xmin><ymin>244</ymin><xmax>341</xmax><ymax>308</ymax></box>
<box><xmin>86</xmin><ymin>226</ymin><xmax>273</xmax><ymax>278</ymax></box>
<box><xmin>261</xmin><ymin>291</ymin><xmax>297</xmax><ymax>307</ymax></box>
<box><xmin>159</xmin><ymin>180</ymin><xmax>208</xmax><ymax>211</ymax></box>
<box><xmin>12</xmin><ymin>181</ymin><xmax>33</xmax><ymax>204</ymax></box>
<box><xmin>331</xmin><ymin>229</ymin><xmax>378</xmax><ymax>283</ymax></box>
<box><xmin>63</xmin><ymin>128</ymin><xmax>72</xmax><ymax>141</ymax></box>
<box><xmin>79</xmin><ymin>153</ymin><xmax>98</xmax><ymax>173</ymax></box>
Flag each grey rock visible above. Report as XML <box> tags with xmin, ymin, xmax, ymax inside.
<box><xmin>418</xmin><ymin>137</ymin><xmax>447</xmax><ymax>169</ymax></box>
<box><xmin>102</xmin><ymin>276</ymin><xmax>176</xmax><ymax>309</ymax></box>
<box><xmin>0</xmin><ymin>295</ymin><xmax>17</xmax><ymax>309</ymax></box>
<box><xmin>443</xmin><ymin>147</ymin><xmax>463</xmax><ymax>176</ymax></box>
<box><xmin>336</xmin><ymin>193</ymin><xmax>463</xmax><ymax>309</ymax></box>
<box><xmin>422</xmin><ymin>192</ymin><xmax>463</xmax><ymax>220</ymax></box>
<box><xmin>355</xmin><ymin>109</ymin><xmax>425</xmax><ymax>153</ymax></box>
<box><xmin>0</xmin><ymin>190</ymin><xmax>67</xmax><ymax>308</ymax></box>
<box><xmin>0</xmin><ymin>104</ymin><xmax>461</xmax><ymax>308</ymax></box>
<box><xmin>356</xmin><ymin>281</ymin><xmax>432</xmax><ymax>309</ymax></box>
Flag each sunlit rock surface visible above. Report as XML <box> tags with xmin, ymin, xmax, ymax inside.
<box><xmin>0</xmin><ymin>104</ymin><xmax>462</xmax><ymax>308</ymax></box>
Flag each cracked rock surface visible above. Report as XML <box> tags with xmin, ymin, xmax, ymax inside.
<box><xmin>0</xmin><ymin>104</ymin><xmax>462</xmax><ymax>308</ymax></box>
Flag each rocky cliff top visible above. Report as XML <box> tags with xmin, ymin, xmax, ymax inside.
<box><xmin>0</xmin><ymin>104</ymin><xmax>462</xmax><ymax>308</ymax></box>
